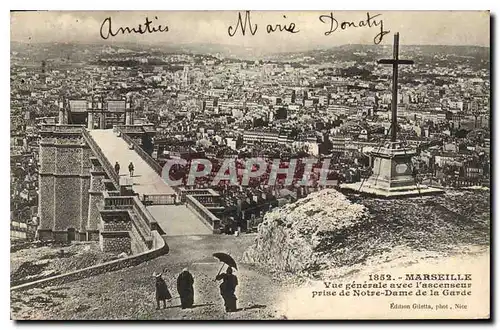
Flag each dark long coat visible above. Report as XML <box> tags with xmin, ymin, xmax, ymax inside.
<box><xmin>216</xmin><ymin>273</ymin><xmax>238</xmax><ymax>312</ymax></box>
<box><xmin>177</xmin><ymin>271</ymin><xmax>195</xmax><ymax>308</ymax></box>
<box><xmin>155</xmin><ymin>276</ymin><xmax>172</xmax><ymax>301</ymax></box>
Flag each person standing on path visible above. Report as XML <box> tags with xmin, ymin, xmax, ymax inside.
<box><xmin>176</xmin><ymin>268</ymin><xmax>195</xmax><ymax>309</ymax></box>
<box><xmin>215</xmin><ymin>267</ymin><xmax>238</xmax><ymax>312</ymax></box>
<box><xmin>114</xmin><ymin>161</ymin><xmax>120</xmax><ymax>174</ymax></box>
<box><xmin>128</xmin><ymin>162</ymin><xmax>134</xmax><ymax>177</ymax></box>
<box><xmin>153</xmin><ymin>271</ymin><xmax>172</xmax><ymax>310</ymax></box>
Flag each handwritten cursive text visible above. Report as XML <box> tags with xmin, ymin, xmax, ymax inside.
<box><xmin>228</xmin><ymin>11</ymin><xmax>299</xmax><ymax>37</ymax></box>
<box><xmin>100</xmin><ymin>16</ymin><xmax>169</xmax><ymax>40</ymax></box>
<box><xmin>228</xmin><ymin>11</ymin><xmax>258</xmax><ymax>37</ymax></box>
<box><xmin>319</xmin><ymin>12</ymin><xmax>390</xmax><ymax>44</ymax></box>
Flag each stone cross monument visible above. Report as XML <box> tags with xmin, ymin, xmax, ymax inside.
<box><xmin>378</xmin><ymin>32</ymin><xmax>414</xmax><ymax>142</ymax></box>
<box><xmin>341</xmin><ymin>33</ymin><xmax>443</xmax><ymax>197</ymax></box>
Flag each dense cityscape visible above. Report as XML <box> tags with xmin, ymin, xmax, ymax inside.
<box><xmin>10</xmin><ymin>41</ymin><xmax>490</xmax><ymax>239</ymax></box>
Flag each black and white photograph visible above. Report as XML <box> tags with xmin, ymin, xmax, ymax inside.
<box><xmin>9</xmin><ymin>10</ymin><xmax>491</xmax><ymax>320</ymax></box>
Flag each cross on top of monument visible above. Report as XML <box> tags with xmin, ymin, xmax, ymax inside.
<box><xmin>377</xmin><ymin>32</ymin><xmax>414</xmax><ymax>142</ymax></box>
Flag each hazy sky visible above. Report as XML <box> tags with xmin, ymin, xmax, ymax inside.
<box><xmin>10</xmin><ymin>11</ymin><xmax>490</xmax><ymax>51</ymax></box>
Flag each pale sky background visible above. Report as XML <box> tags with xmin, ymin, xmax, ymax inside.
<box><xmin>10</xmin><ymin>11</ymin><xmax>490</xmax><ymax>51</ymax></box>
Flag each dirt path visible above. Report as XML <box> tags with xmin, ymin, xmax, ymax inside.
<box><xmin>11</xmin><ymin>235</ymin><xmax>489</xmax><ymax>320</ymax></box>
<box><xmin>11</xmin><ymin>234</ymin><xmax>284</xmax><ymax>320</ymax></box>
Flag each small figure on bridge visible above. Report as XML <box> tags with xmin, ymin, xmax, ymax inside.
<box><xmin>114</xmin><ymin>162</ymin><xmax>120</xmax><ymax>174</ymax></box>
<box><xmin>153</xmin><ymin>271</ymin><xmax>172</xmax><ymax>310</ymax></box>
<box><xmin>128</xmin><ymin>162</ymin><xmax>134</xmax><ymax>177</ymax></box>
<box><xmin>177</xmin><ymin>268</ymin><xmax>195</xmax><ymax>309</ymax></box>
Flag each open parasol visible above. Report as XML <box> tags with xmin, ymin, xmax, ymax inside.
<box><xmin>213</xmin><ymin>252</ymin><xmax>237</xmax><ymax>278</ymax></box>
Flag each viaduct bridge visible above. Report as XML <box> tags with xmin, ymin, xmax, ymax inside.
<box><xmin>38</xmin><ymin>124</ymin><xmax>222</xmax><ymax>254</ymax></box>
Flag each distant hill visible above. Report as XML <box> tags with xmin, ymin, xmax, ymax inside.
<box><xmin>10</xmin><ymin>41</ymin><xmax>490</xmax><ymax>64</ymax></box>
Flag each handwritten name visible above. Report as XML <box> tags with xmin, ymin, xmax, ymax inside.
<box><xmin>100</xmin><ymin>16</ymin><xmax>169</xmax><ymax>40</ymax></box>
<box><xmin>319</xmin><ymin>12</ymin><xmax>390</xmax><ymax>44</ymax></box>
<box><xmin>97</xmin><ymin>12</ymin><xmax>390</xmax><ymax>45</ymax></box>
<box><xmin>228</xmin><ymin>11</ymin><xmax>299</xmax><ymax>37</ymax></box>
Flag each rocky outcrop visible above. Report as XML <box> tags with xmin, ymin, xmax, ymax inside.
<box><xmin>244</xmin><ymin>189</ymin><xmax>491</xmax><ymax>279</ymax></box>
<box><xmin>243</xmin><ymin>189</ymin><xmax>368</xmax><ymax>275</ymax></box>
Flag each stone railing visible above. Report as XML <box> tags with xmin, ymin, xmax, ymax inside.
<box><xmin>178</xmin><ymin>188</ymin><xmax>219</xmax><ymax>203</ymax></box>
<box><xmin>191</xmin><ymin>194</ymin><xmax>218</xmax><ymax>205</ymax></box>
<box><xmin>205</xmin><ymin>204</ymin><xmax>226</xmax><ymax>209</ymax></box>
<box><xmin>102</xmin><ymin>194</ymin><xmax>134</xmax><ymax>210</ymax></box>
<box><xmin>101</xmin><ymin>191</ymin><xmax>157</xmax><ymax>236</ymax></box>
<box><xmin>11</xmin><ymin>231</ymin><xmax>168</xmax><ymax>291</ymax></box>
<box><xmin>116</xmin><ymin>127</ymin><xmax>162</xmax><ymax>175</ymax></box>
<box><xmin>142</xmin><ymin>194</ymin><xmax>177</xmax><ymax>205</ymax></box>
<box><xmin>82</xmin><ymin>129</ymin><xmax>120</xmax><ymax>188</ymax></box>
<box><xmin>39</xmin><ymin>124</ymin><xmax>85</xmax><ymax>134</ymax></box>
<box><xmin>185</xmin><ymin>195</ymin><xmax>220</xmax><ymax>233</ymax></box>
<box><xmin>131</xmin><ymin>196</ymin><xmax>157</xmax><ymax>241</ymax></box>
<box><xmin>115</xmin><ymin>125</ymin><xmax>149</xmax><ymax>135</ymax></box>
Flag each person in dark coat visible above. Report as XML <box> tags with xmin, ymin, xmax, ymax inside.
<box><xmin>114</xmin><ymin>162</ymin><xmax>120</xmax><ymax>174</ymax></box>
<box><xmin>154</xmin><ymin>272</ymin><xmax>172</xmax><ymax>310</ymax></box>
<box><xmin>215</xmin><ymin>267</ymin><xmax>238</xmax><ymax>312</ymax></box>
<box><xmin>176</xmin><ymin>268</ymin><xmax>194</xmax><ymax>309</ymax></box>
<box><xmin>128</xmin><ymin>162</ymin><xmax>134</xmax><ymax>177</ymax></box>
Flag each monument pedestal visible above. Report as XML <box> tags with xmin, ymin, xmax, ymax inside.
<box><xmin>342</xmin><ymin>141</ymin><xmax>443</xmax><ymax>198</ymax></box>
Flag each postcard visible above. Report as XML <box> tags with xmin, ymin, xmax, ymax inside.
<box><xmin>10</xmin><ymin>10</ymin><xmax>490</xmax><ymax>320</ymax></box>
